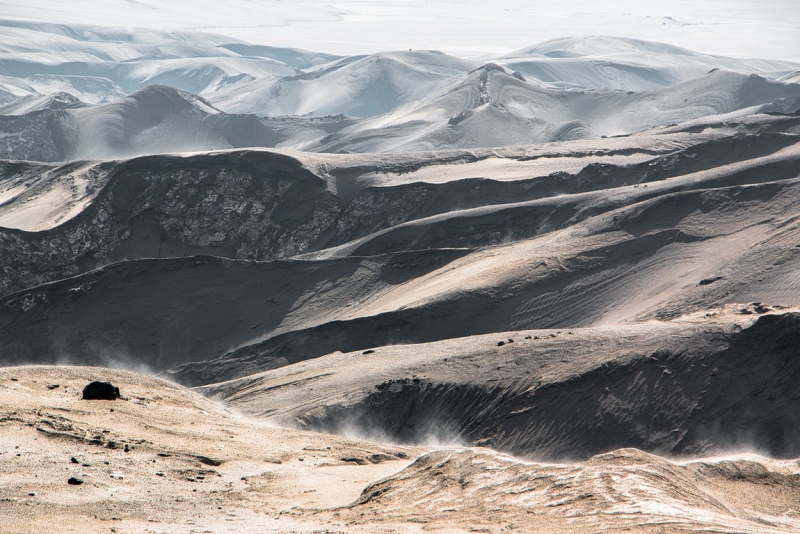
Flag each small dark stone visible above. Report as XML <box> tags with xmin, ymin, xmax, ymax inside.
<box><xmin>70</xmin><ymin>456</ymin><xmax>79</xmax><ymax>464</ymax></box>
<box><xmin>67</xmin><ymin>477</ymin><xmax>84</xmax><ymax>485</ymax></box>
<box><xmin>340</xmin><ymin>456</ymin><xmax>368</xmax><ymax>465</ymax></box>
<box><xmin>362</xmin><ymin>349</ymin><xmax>375</xmax><ymax>355</ymax></box>
<box><xmin>699</xmin><ymin>276</ymin><xmax>723</xmax><ymax>286</ymax></box>
<box><xmin>47</xmin><ymin>384</ymin><xmax>60</xmax><ymax>390</ymax></box>
<box><xmin>196</xmin><ymin>456</ymin><xmax>223</xmax><ymax>466</ymax></box>
<box><xmin>82</xmin><ymin>381</ymin><xmax>120</xmax><ymax>401</ymax></box>
<box><xmin>497</xmin><ymin>341</ymin><xmax>505</xmax><ymax>347</ymax></box>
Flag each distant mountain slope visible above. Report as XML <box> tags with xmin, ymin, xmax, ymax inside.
<box><xmin>0</xmin><ymin>92</ymin><xmax>83</xmax><ymax>115</ymax></box>
<box><xmin>211</xmin><ymin>50</ymin><xmax>477</xmax><ymax>117</ymax></box>
<box><xmin>314</xmin><ymin>67</ymin><xmax>800</xmax><ymax>152</ymax></box>
<box><xmin>2</xmin><ymin>20</ymin><xmax>800</xmax><ymax>122</ymax></box>
<box><xmin>0</xmin><ymin>84</ymin><xmax>357</xmax><ymax>161</ymax></box>
<box><xmin>0</xmin><ymin>18</ymin><xmax>325</xmax><ymax>104</ymax></box>
<box><xmin>4</xmin><ymin>122</ymin><xmax>793</xmax><ymax>296</ymax></box>
<box><xmin>496</xmin><ymin>37</ymin><xmax>800</xmax><ymax>91</ymax></box>
<box><xmin>2</xmin><ymin>68</ymin><xmax>799</xmax><ymax>160</ymax></box>
<box><xmin>0</xmin><ymin>133</ymin><xmax>691</xmax><ymax>294</ymax></box>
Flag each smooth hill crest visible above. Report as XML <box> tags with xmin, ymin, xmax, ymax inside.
<box><xmin>212</xmin><ymin>50</ymin><xmax>477</xmax><ymax>117</ymax></box>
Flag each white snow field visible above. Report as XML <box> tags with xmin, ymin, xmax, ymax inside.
<box><xmin>0</xmin><ymin>0</ymin><xmax>798</xmax><ymax>61</ymax></box>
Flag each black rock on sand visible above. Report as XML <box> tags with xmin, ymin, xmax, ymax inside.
<box><xmin>82</xmin><ymin>381</ymin><xmax>120</xmax><ymax>401</ymax></box>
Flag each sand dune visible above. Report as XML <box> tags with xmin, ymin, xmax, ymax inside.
<box><xmin>0</xmin><ymin>366</ymin><xmax>419</xmax><ymax>533</ymax></box>
<box><xmin>346</xmin><ymin>447</ymin><xmax>800</xmax><ymax>533</ymax></box>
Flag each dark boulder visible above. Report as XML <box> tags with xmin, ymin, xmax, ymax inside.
<box><xmin>82</xmin><ymin>381</ymin><xmax>120</xmax><ymax>400</ymax></box>
<box><xmin>67</xmin><ymin>477</ymin><xmax>84</xmax><ymax>485</ymax></box>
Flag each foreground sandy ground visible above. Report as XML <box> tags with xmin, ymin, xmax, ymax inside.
<box><xmin>0</xmin><ymin>366</ymin><xmax>421</xmax><ymax>533</ymax></box>
<box><xmin>3</xmin><ymin>366</ymin><xmax>800</xmax><ymax>533</ymax></box>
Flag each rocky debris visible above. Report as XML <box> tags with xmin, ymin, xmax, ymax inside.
<box><xmin>176</xmin><ymin>468</ymin><xmax>218</xmax><ymax>482</ymax></box>
<box><xmin>67</xmin><ymin>477</ymin><xmax>84</xmax><ymax>485</ymax></box>
<box><xmin>82</xmin><ymin>381</ymin><xmax>120</xmax><ymax>401</ymax></box>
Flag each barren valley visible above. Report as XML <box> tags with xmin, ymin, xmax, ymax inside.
<box><xmin>2</xmin><ymin>11</ymin><xmax>800</xmax><ymax>534</ymax></box>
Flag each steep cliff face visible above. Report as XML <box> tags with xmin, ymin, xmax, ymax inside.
<box><xmin>0</xmin><ymin>110</ymin><xmax>69</xmax><ymax>162</ymax></box>
<box><xmin>0</xmin><ymin>151</ymin><xmax>340</xmax><ymax>295</ymax></box>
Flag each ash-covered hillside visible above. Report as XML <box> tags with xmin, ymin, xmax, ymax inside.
<box><xmin>3</xmin><ymin>110</ymin><xmax>800</xmax><ymax>463</ymax></box>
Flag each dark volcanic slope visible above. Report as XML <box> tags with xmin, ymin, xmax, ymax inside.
<box><xmin>200</xmin><ymin>307</ymin><xmax>800</xmax><ymax>461</ymax></box>
<box><xmin>1</xmin><ymin>114</ymin><xmax>800</xmax><ymax>387</ymax></box>
<box><xmin>0</xmin><ymin>129</ymin><xmax>716</xmax><ymax>295</ymax></box>
<box><xmin>0</xmin><ymin>150</ymin><xmax>340</xmax><ymax>295</ymax></box>
<box><xmin>0</xmin><ymin>251</ymin><xmax>466</xmax><ymax>370</ymax></box>
<box><xmin>1</xmin><ymin>120</ymin><xmax>798</xmax><ymax>296</ymax></box>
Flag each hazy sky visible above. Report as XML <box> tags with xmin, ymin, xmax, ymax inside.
<box><xmin>2</xmin><ymin>0</ymin><xmax>799</xmax><ymax>60</ymax></box>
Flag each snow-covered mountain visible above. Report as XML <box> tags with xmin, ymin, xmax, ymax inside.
<box><xmin>3</xmin><ymin>19</ymin><xmax>800</xmax><ymax>125</ymax></box>
<box><xmin>495</xmin><ymin>36</ymin><xmax>800</xmax><ymax>91</ymax></box>
<box><xmin>2</xmin><ymin>67</ymin><xmax>799</xmax><ymax>161</ymax></box>
<box><xmin>308</xmin><ymin>66</ymin><xmax>800</xmax><ymax>152</ymax></box>
<box><xmin>212</xmin><ymin>50</ymin><xmax>476</xmax><ymax>117</ymax></box>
